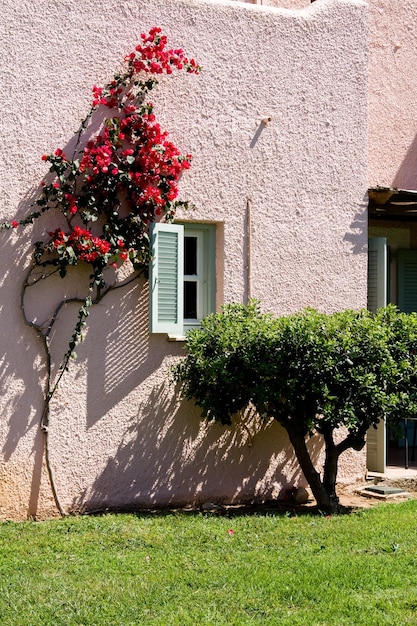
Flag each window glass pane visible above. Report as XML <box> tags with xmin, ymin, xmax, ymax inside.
<box><xmin>184</xmin><ymin>236</ymin><xmax>197</xmax><ymax>275</ymax></box>
<box><xmin>184</xmin><ymin>281</ymin><xmax>197</xmax><ymax>319</ymax></box>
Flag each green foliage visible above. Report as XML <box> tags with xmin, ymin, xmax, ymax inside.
<box><xmin>374</xmin><ymin>306</ymin><xmax>417</xmax><ymax>419</ymax></box>
<box><xmin>174</xmin><ymin>302</ymin><xmax>417</xmax><ymax>510</ymax></box>
<box><xmin>174</xmin><ymin>302</ymin><xmax>417</xmax><ymax>434</ymax></box>
<box><xmin>175</xmin><ymin>301</ymin><xmax>268</xmax><ymax>424</ymax></box>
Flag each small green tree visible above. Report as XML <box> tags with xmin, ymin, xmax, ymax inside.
<box><xmin>173</xmin><ymin>302</ymin><xmax>417</xmax><ymax>513</ymax></box>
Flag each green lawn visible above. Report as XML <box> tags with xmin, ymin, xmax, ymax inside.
<box><xmin>0</xmin><ymin>501</ymin><xmax>417</xmax><ymax>625</ymax></box>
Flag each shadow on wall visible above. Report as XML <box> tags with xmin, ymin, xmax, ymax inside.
<box><xmin>43</xmin><ymin>272</ymin><xmax>324</xmax><ymax>512</ymax></box>
<box><xmin>343</xmin><ymin>200</ymin><xmax>368</xmax><ymax>256</ymax></box>
<box><xmin>72</xmin><ymin>382</ymin><xmax>324</xmax><ymax>513</ymax></box>
<box><xmin>0</xmin><ymin>102</ymin><xmax>147</xmax><ymax>518</ymax></box>
<box><xmin>0</xmin><ymin>206</ymin><xmax>53</xmax><ymax>519</ymax></box>
<box><xmin>393</xmin><ymin>133</ymin><xmax>417</xmax><ymax>190</ymax></box>
<box><xmin>84</xmin><ymin>278</ymin><xmax>166</xmax><ymax>428</ymax></box>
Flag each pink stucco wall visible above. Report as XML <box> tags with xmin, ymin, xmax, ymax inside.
<box><xmin>237</xmin><ymin>0</ymin><xmax>311</xmax><ymax>7</ymax></box>
<box><xmin>0</xmin><ymin>0</ymin><xmax>368</xmax><ymax>518</ymax></box>
<box><xmin>368</xmin><ymin>0</ymin><xmax>417</xmax><ymax>188</ymax></box>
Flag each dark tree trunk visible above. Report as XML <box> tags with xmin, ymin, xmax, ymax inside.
<box><xmin>285</xmin><ymin>424</ymin><xmax>340</xmax><ymax>514</ymax></box>
<box><xmin>322</xmin><ymin>426</ymin><xmax>340</xmax><ymax>509</ymax></box>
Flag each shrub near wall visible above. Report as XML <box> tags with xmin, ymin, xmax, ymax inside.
<box><xmin>174</xmin><ymin>302</ymin><xmax>417</xmax><ymax>513</ymax></box>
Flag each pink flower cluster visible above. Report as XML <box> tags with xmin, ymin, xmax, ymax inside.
<box><xmin>49</xmin><ymin>226</ymin><xmax>112</xmax><ymax>264</ymax></box>
<box><xmin>77</xmin><ymin>105</ymin><xmax>191</xmax><ymax>218</ymax></box>
<box><xmin>64</xmin><ymin>193</ymin><xmax>78</xmax><ymax>215</ymax></box>
<box><xmin>79</xmin><ymin>133</ymin><xmax>115</xmax><ymax>176</ymax></box>
<box><xmin>92</xmin><ymin>84</ymin><xmax>123</xmax><ymax>109</ymax></box>
<box><xmin>125</xmin><ymin>27</ymin><xmax>201</xmax><ymax>76</ymax></box>
<box><xmin>122</xmin><ymin>112</ymin><xmax>191</xmax><ymax>214</ymax></box>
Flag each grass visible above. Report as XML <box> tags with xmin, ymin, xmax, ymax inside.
<box><xmin>0</xmin><ymin>501</ymin><xmax>417</xmax><ymax>625</ymax></box>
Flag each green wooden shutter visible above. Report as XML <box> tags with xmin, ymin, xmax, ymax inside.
<box><xmin>150</xmin><ymin>223</ymin><xmax>184</xmax><ymax>333</ymax></box>
<box><xmin>368</xmin><ymin>237</ymin><xmax>388</xmax><ymax>312</ymax></box>
<box><xmin>367</xmin><ymin>238</ymin><xmax>388</xmax><ymax>473</ymax></box>
<box><xmin>398</xmin><ymin>249</ymin><xmax>417</xmax><ymax>313</ymax></box>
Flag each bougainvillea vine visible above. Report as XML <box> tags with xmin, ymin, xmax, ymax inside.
<box><xmin>2</xmin><ymin>25</ymin><xmax>199</xmax><ymax>372</ymax></box>
<box><xmin>1</xmin><ymin>28</ymin><xmax>200</xmax><ymax>514</ymax></box>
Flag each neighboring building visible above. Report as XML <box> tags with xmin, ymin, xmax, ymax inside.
<box><xmin>0</xmin><ymin>0</ymin><xmax>411</xmax><ymax>519</ymax></box>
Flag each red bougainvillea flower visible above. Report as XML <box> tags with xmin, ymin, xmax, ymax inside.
<box><xmin>11</xmin><ymin>221</ymin><xmax>19</xmax><ymax>228</ymax></box>
<box><xmin>47</xmin><ymin>227</ymin><xmax>113</xmax><ymax>265</ymax></box>
<box><xmin>124</xmin><ymin>26</ymin><xmax>201</xmax><ymax>78</ymax></box>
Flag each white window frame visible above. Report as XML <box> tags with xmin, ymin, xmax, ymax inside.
<box><xmin>149</xmin><ymin>222</ymin><xmax>216</xmax><ymax>335</ymax></box>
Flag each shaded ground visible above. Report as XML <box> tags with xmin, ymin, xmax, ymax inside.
<box><xmin>198</xmin><ymin>477</ymin><xmax>417</xmax><ymax>516</ymax></box>
<box><xmin>110</xmin><ymin>478</ymin><xmax>417</xmax><ymax>519</ymax></box>
<box><xmin>63</xmin><ymin>476</ymin><xmax>417</xmax><ymax>520</ymax></box>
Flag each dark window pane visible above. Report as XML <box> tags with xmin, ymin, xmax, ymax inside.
<box><xmin>184</xmin><ymin>236</ymin><xmax>197</xmax><ymax>275</ymax></box>
<box><xmin>184</xmin><ymin>281</ymin><xmax>197</xmax><ymax>319</ymax></box>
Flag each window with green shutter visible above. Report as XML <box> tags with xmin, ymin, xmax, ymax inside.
<box><xmin>150</xmin><ymin>222</ymin><xmax>216</xmax><ymax>335</ymax></box>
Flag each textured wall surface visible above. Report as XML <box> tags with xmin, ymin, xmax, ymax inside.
<box><xmin>368</xmin><ymin>0</ymin><xmax>417</xmax><ymax>188</ymax></box>
<box><xmin>0</xmin><ymin>0</ymin><xmax>368</xmax><ymax>518</ymax></box>
<box><xmin>237</xmin><ymin>0</ymin><xmax>311</xmax><ymax>7</ymax></box>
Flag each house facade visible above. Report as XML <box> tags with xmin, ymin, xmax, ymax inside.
<box><xmin>0</xmin><ymin>0</ymin><xmax>406</xmax><ymax>519</ymax></box>
<box><xmin>366</xmin><ymin>0</ymin><xmax>417</xmax><ymax>472</ymax></box>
